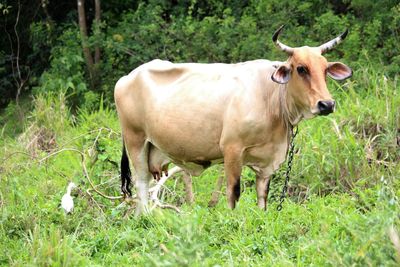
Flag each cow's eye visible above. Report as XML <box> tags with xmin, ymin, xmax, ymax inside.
<box><xmin>297</xmin><ymin>66</ymin><xmax>308</xmax><ymax>76</ymax></box>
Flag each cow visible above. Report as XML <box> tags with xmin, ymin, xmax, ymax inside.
<box><xmin>115</xmin><ymin>26</ymin><xmax>352</xmax><ymax>215</ymax></box>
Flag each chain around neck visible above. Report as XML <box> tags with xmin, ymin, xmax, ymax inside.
<box><xmin>276</xmin><ymin>125</ymin><xmax>299</xmax><ymax>211</ymax></box>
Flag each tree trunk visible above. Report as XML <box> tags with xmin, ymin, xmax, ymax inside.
<box><xmin>77</xmin><ymin>0</ymin><xmax>94</xmax><ymax>84</ymax></box>
<box><xmin>94</xmin><ymin>0</ymin><xmax>101</xmax><ymax>64</ymax></box>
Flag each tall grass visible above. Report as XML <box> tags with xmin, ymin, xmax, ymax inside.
<box><xmin>0</xmin><ymin>67</ymin><xmax>399</xmax><ymax>266</ymax></box>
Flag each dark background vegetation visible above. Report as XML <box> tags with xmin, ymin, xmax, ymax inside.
<box><xmin>1</xmin><ymin>0</ymin><xmax>399</xmax><ymax>111</ymax></box>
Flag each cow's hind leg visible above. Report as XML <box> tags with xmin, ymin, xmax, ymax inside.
<box><xmin>124</xmin><ymin>134</ymin><xmax>152</xmax><ymax>216</ymax></box>
<box><xmin>181</xmin><ymin>172</ymin><xmax>194</xmax><ymax>204</ymax></box>
<box><xmin>208</xmin><ymin>174</ymin><xmax>224</xmax><ymax>207</ymax></box>
<box><xmin>255</xmin><ymin>174</ymin><xmax>272</xmax><ymax>210</ymax></box>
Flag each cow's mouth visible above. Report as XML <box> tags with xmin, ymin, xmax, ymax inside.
<box><xmin>319</xmin><ymin>110</ymin><xmax>333</xmax><ymax>116</ymax></box>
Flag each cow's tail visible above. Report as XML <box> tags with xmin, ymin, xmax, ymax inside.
<box><xmin>121</xmin><ymin>139</ymin><xmax>132</xmax><ymax>197</ymax></box>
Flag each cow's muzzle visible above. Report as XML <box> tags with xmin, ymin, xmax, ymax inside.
<box><xmin>317</xmin><ymin>100</ymin><xmax>335</xmax><ymax>115</ymax></box>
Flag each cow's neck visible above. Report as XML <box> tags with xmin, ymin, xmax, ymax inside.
<box><xmin>281</xmin><ymin>84</ymin><xmax>303</xmax><ymax>126</ymax></box>
<box><xmin>260</xmin><ymin>83</ymin><xmax>294</xmax><ymax>156</ymax></box>
<box><xmin>262</xmin><ymin>83</ymin><xmax>292</xmax><ymax>139</ymax></box>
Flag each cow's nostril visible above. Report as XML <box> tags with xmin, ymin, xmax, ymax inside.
<box><xmin>317</xmin><ymin>100</ymin><xmax>335</xmax><ymax>115</ymax></box>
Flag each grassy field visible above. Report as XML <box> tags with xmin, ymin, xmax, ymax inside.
<box><xmin>0</xmin><ymin>67</ymin><xmax>399</xmax><ymax>266</ymax></box>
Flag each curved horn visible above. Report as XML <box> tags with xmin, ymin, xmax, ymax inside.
<box><xmin>272</xmin><ymin>25</ymin><xmax>294</xmax><ymax>55</ymax></box>
<box><xmin>319</xmin><ymin>29</ymin><xmax>348</xmax><ymax>54</ymax></box>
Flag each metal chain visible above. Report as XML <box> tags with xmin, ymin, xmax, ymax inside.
<box><xmin>277</xmin><ymin>126</ymin><xmax>299</xmax><ymax>211</ymax></box>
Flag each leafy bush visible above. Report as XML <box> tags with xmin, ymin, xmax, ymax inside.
<box><xmin>33</xmin><ymin>27</ymin><xmax>89</xmax><ymax>109</ymax></box>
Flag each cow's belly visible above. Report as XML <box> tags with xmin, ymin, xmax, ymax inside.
<box><xmin>144</xmin><ymin>107</ymin><xmax>224</xmax><ymax>161</ymax></box>
<box><xmin>148</xmin><ymin>144</ymin><xmax>223</xmax><ymax>177</ymax></box>
<box><xmin>174</xmin><ymin>158</ymin><xmax>224</xmax><ymax>176</ymax></box>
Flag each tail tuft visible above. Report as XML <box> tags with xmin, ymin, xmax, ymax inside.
<box><xmin>121</xmin><ymin>141</ymin><xmax>132</xmax><ymax>197</ymax></box>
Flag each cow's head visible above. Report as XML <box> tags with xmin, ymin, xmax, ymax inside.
<box><xmin>271</xmin><ymin>25</ymin><xmax>352</xmax><ymax>119</ymax></box>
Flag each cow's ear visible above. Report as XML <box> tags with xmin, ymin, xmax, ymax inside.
<box><xmin>327</xmin><ymin>62</ymin><xmax>352</xmax><ymax>81</ymax></box>
<box><xmin>271</xmin><ymin>65</ymin><xmax>291</xmax><ymax>84</ymax></box>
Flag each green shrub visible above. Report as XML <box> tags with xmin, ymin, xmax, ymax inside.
<box><xmin>33</xmin><ymin>27</ymin><xmax>88</xmax><ymax>108</ymax></box>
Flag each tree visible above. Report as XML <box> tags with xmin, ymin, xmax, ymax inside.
<box><xmin>77</xmin><ymin>0</ymin><xmax>101</xmax><ymax>89</ymax></box>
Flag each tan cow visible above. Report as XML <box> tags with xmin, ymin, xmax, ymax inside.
<box><xmin>115</xmin><ymin>26</ymin><xmax>352</xmax><ymax>215</ymax></box>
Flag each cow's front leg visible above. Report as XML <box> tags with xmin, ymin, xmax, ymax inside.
<box><xmin>223</xmin><ymin>145</ymin><xmax>243</xmax><ymax>209</ymax></box>
<box><xmin>256</xmin><ymin>174</ymin><xmax>272</xmax><ymax>210</ymax></box>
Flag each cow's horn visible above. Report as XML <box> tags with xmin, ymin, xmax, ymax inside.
<box><xmin>272</xmin><ymin>25</ymin><xmax>294</xmax><ymax>55</ymax></box>
<box><xmin>319</xmin><ymin>29</ymin><xmax>348</xmax><ymax>54</ymax></box>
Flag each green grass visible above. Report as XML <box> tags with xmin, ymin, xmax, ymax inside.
<box><xmin>0</xmin><ymin>68</ymin><xmax>399</xmax><ymax>266</ymax></box>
